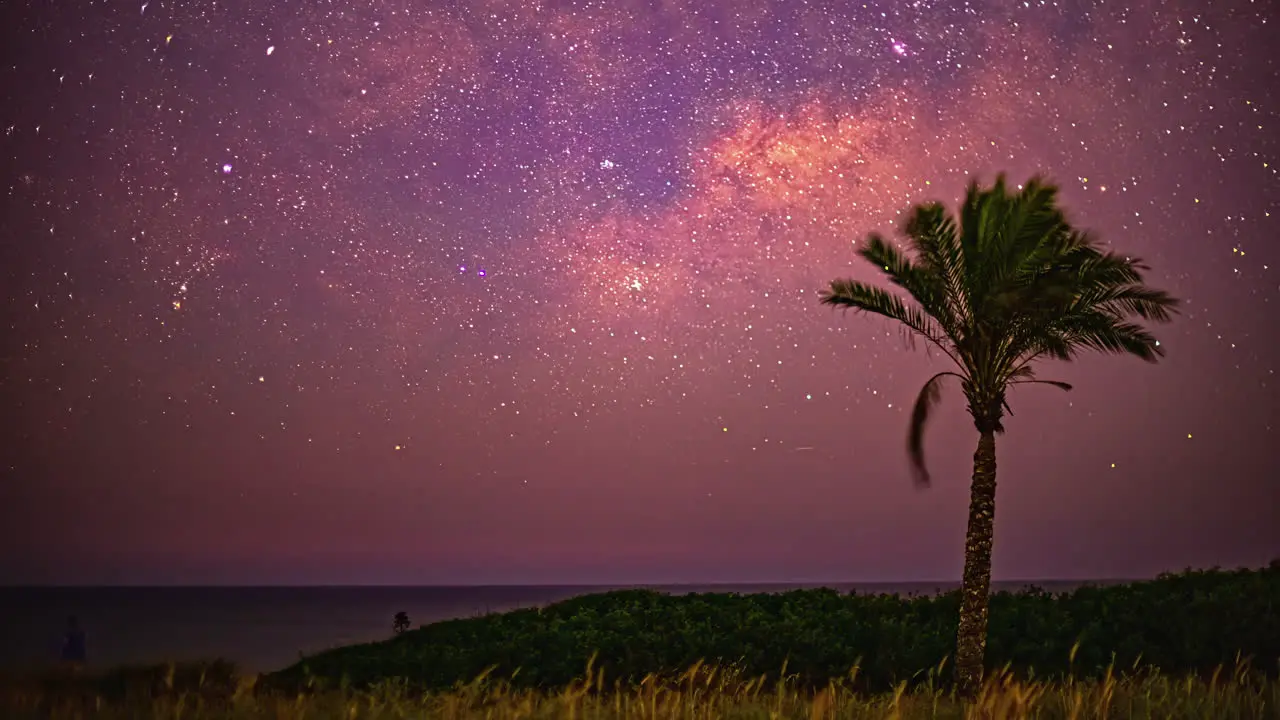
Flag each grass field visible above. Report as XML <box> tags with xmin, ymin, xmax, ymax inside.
<box><xmin>3</xmin><ymin>657</ymin><xmax>1278</xmax><ymax>719</ymax></box>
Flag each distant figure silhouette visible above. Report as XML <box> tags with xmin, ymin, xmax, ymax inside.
<box><xmin>61</xmin><ymin>616</ymin><xmax>86</xmax><ymax>669</ymax></box>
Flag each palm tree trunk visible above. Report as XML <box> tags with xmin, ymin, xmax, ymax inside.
<box><xmin>954</xmin><ymin>429</ymin><xmax>998</xmax><ymax>699</ymax></box>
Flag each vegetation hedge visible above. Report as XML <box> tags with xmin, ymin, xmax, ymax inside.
<box><xmin>265</xmin><ymin>564</ymin><xmax>1280</xmax><ymax>694</ymax></box>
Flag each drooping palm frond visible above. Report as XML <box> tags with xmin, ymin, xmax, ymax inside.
<box><xmin>907</xmin><ymin>372</ymin><xmax>964</xmax><ymax>487</ymax></box>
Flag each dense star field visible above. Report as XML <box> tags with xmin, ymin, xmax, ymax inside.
<box><xmin>1</xmin><ymin>0</ymin><xmax>1276</xmax><ymax>585</ymax></box>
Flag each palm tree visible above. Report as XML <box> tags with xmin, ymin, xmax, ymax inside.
<box><xmin>820</xmin><ymin>174</ymin><xmax>1178</xmax><ymax>698</ymax></box>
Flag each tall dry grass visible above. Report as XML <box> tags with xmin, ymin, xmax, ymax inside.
<box><xmin>2</xmin><ymin>654</ymin><xmax>1276</xmax><ymax>719</ymax></box>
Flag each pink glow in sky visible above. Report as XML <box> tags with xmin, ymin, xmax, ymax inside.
<box><xmin>1</xmin><ymin>0</ymin><xmax>1276</xmax><ymax>585</ymax></box>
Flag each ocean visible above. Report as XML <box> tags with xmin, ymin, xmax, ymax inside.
<box><xmin>0</xmin><ymin>580</ymin><xmax>1110</xmax><ymax>673</ymax></box>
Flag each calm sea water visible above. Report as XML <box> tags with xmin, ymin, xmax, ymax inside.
<box><xmin>0</xmin><ymin>581</ymin><xmax>1111</xmax><ymax>673</ymax></box>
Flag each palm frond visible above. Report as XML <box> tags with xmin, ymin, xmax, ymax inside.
<box><xmin>820</xmin><ymin>279</ymin><xmax>960</xmax><ymax>364</ymax></box>
<box><xmin>958</xmin><ymin>176</ymin><xmax>1000</xmax><ymax>316</ymax></box>
<box><xmin>1077</xmin><ymin>283</ymin><xmax>1180</xmax><ymax>323</ymax></box>
<box><xmin>991</xmin><ymin>176</ymin><xmax>1066</xmax><ymax>285</ymax></box>
<box><xmin>1068</xmin><ymin>245</ymin><xmax>1147</xmax><ymax>286</ymax></box>
<box><xmin>856</xmin><ymin>234</ymin><xmax>951</xmax><ymax>328</ymax></box>
<box><xmin>996</xmin><ymin>230</ymin><xmax>1178</xmax><ymax>373</ymax></box>
<box><xmin>908</xmin><ymin>372</ymin><xmax>964</xmax><ymax>488</ymax></box>
<box><xmin>1051</xmin><ymin>312</ymin><xmax>1167</xmax><ymax>362</ymax></box>
<box><xmin>903</xmin><ymin>204</ymin><xmax>969</xmax><ymax>332</ymax></box>
<box><xmin>1009</xmin><ymin>379</ymin><xmax>1073</xmax><ymax>391</ymax></box>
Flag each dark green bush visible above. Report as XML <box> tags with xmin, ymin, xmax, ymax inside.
<box><xmin>265</xmin><ymin>564</ymin><xmax>1280</xmax><ymax>694</ymax></box>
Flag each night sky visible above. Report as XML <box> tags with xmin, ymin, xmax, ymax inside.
<box><xmin>2</xmin><ymin>0</ymin><xmax>1276</xmax><ymax>586</ymax></box>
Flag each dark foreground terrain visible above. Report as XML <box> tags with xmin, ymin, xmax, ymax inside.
<box><xmin>3</xmin><ymin>564</ymin><xmax>1278</xmax><ymax>718</ymax></box>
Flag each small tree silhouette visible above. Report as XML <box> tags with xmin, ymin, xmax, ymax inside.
<box><xmin>392</xmin><ymin>611</ymin><xmax>411</xmax><ymax>635</ymax></box>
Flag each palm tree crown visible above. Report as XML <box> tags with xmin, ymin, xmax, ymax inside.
<box><xmin>821</xmin><ymin>174</ymin><xmax>1179</xmax><ymax>485</ymax></box>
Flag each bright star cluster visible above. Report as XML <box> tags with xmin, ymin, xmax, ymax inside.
<box><xmin>1</xmin><ymin>0</ymin><xmax>1276</xmax><ymax>585</ymax></box>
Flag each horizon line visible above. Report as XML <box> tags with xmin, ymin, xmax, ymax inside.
<box><xmin>0</xmin><ymin>577</ymin><xmax>1153</xmax><ymax>590</ymax></box>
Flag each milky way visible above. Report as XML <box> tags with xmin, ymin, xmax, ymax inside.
<box><xmin>2</xmin><ymin>0</ymin><xmax>1276</xmax><ymax>584</ymax></box>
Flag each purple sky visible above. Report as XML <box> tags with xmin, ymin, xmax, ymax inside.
<box><xmin>1</xmin><ymin>0</ymin><xmax>1276</xmax><ymax>586</ymax></box>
